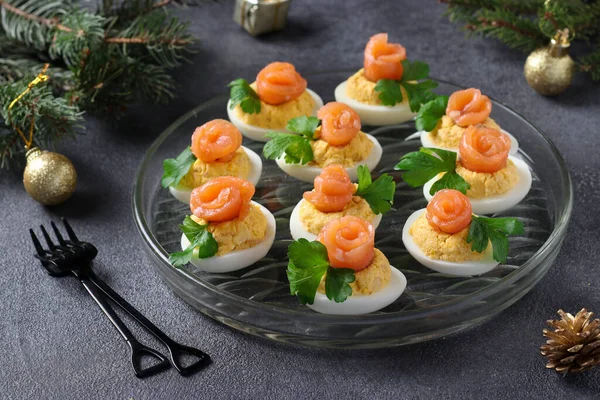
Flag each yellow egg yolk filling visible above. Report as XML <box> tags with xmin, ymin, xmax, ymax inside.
<box><xmin>345</xmin><ymin>68</ymin><xmax>409</xmax><ymax>106</ymax></box>
<box><xmin>318</xmin><ymin>249</ymin><xmax>392</xmax><ymax>296</ymax></box>
<box><xmin>310</xmin><ymin>129</ymin><xmax>373</xmax><ymax>168</ymax></box>
<box><xmin>179</xmin><ymin>148</ymin><xmax>250</xmax><ymax>189</ymax></box>
<box><xmin>232</xmin><ymin>82</ymin><xmax>315</xmax><ymax>129</ymax></box>
<box><xmin>428</xmin><ymin>116</ymin><xmax>501</xmax><ymax>150</ymax></box>
<box><xmin>455</xmin><ymin>159</ymin><xmax>520</xmax><ymax>198</ymax></box>
<box><xmin>409</xmin><ymin>213</ymin><xmax>488</xmax><ymax>262</ymax></box>
<box><xmin>299</xmin><ymin>194</ymin><xmax>376</xmax><ymax>235</ymax></box>
<box><xmin>191</xmin><ymin>204</ymin><xmax>267</xmax><ymax>256</ymax></box>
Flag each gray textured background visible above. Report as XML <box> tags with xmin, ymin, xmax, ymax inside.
<box><xmin>1</xmin><ymin>1</ymin><xmax>599</xmax><ymax>399</ymax></box>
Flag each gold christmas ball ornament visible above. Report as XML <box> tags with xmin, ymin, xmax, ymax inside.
<box><xmin>23</xmin><ymin>147</ymin><xmax>77</xmax><ymax>206</ymax></box>
<box><xmin>524</xmin><ymin>29</ymin><xmax>575</xmax><ymax>96</ymax></box>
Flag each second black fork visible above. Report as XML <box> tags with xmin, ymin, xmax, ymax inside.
<box><xmin>31</xmin><ymin>223</ymin><xmax>171</xmax><ymax>379</ymax></box>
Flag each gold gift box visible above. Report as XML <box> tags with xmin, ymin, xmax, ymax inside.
<box><xmin>233</xmin><ymin>0</ymin><xmax>291</xmax><ymax>36</ymax></box>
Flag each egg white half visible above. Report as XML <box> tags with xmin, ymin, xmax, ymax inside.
<box><xmin>226</xmin><ymin>89</ymin><xmax>324</xmax><ymax>142</ymax></box>
<box><xmin>275</xmin><ymin>134</ymin><xmax>383</xmax><ymax>183</ymax></box>
<box><xmin>289</xmin><ymin>199</ymin><xmax>383</xmax><ymax>241</ymax></box>
<box><xmin>179</xmin><ymin>201</ymin><xmax>276</xmax><ymax>273</ymax></box>
<box><xmin>423</xmin><ymin>156</ymin><xmax>532</xmax><ymax>215</ymax></box>
<box><xmin>402</xmin><ymin>209</ymin><xmax>499</xmax><ymax>277</ymax></box>
<box><xmin>169</xmin><ymin>146</ymin><xmax>263</xmax><ymax>204</ymax></box>
<box><xmin>412</xmin><ymin>129</ymin><xmax>519</xmax><ymax>156</ymax></box>
<box><xmin>306</xmin><ymin>267</ymin><xmax>406</xmax><ymax>315</ymax></box>
<box><xmin>334</xmin><ymin>80</ymin><xmax>415</xmax><ymax>126</ymax></box>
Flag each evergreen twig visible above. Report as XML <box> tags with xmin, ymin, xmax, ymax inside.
<box><xmin>0</xmin><ymin>0</ymin><xmax>210</xmax><ymax>170</ymax></box>
<box><xmin>441</xmin><ymin>0</ymin><xmax>600</xmax><ymax>80</ymax></box>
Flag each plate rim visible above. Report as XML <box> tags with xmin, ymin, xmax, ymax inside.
<box><xmin>132</xmin><ymin>72</ymin><xmax>574</xmax><ymax>327</ymax></box>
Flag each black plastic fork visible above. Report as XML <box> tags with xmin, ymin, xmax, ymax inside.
<box><xmin>30</xmin><ymin>219</ymin><xmax>211</xmax><ymax>378</ymax></box>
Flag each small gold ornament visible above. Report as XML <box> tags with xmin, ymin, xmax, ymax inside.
<box><xmin>524</xmin><ymin>29</ymin><xmax>575</xmax><ymax>96</ymax></box>
<box><xmin>23</xmin><ymin>147</ymin><xmax>77</xmax><ymax>205</ymax></box>
<box><xmin>541</xmin><ymin>309</ymin><xmax>600</xmax><ymax>374</ymax></box>
<box><xmin>6</xmin><ymin>64</ymin><xmax>78</xmax><ymax>206</ymax></box>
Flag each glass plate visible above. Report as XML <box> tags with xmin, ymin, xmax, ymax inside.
<box><xmin>133</xmin><ymin>71</ymin><xmax>573</xmax><ymax>349</ymax></box>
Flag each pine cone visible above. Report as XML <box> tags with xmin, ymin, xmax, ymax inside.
<box><xmin>541</xmin><ymin>309</ymin><xmax>600</xmax><ymax>374</ymax></box>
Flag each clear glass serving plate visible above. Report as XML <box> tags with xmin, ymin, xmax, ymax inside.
<box><xmin>133</xmin><ymin>71</ymin><xmax>573</xmax><ymax>349</ymax></box>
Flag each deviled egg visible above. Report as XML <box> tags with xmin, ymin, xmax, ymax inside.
<box><xmin>265</xmin><ymin>102</ymin><xmax>383</xmax><ymax>183</ymax></box>
<box><xmin>287</xmin><ymin>216</ymin><xmax>407</xmax><ymax>315</ymax></box>
<box><xmin>334</xmin><ymin>33</ymin><xmax>437</xmax><ymax>126</ymax></box>
<box><xmin>163</xmin><ymin>119</ymin><xmax>262</xmax><ymax>204</ymax></box>
<box><xmin>423</xmin><ymin>124</ymin><xmax>532</xmax><ymax>215</ymax></box>
<box><xmin>408</xmin><ymin>88</ymin><xmax>519</xmax><ymax>155</ymax></box>
<box><xmin>290</xmin><ymin>164</ymin><xmax>394</xmax><ymax>241</ymax></box>
<box><xmin>402</xmin><ymin>189</ymin><xmax>523</xmax><ymax>276</ymax></box>
<box><xmin>171</xmin><ymin>177</ymin><xmax>275</xmax><ymax>273</ymax></box>
<box><xmin>227</xmin><ymin>62</ymin><xmax>323</xmax><ymax>142</ymax></box>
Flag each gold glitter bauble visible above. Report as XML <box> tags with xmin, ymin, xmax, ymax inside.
<box><xmin>524</xmin><ymin>35</ymin><xmax>574</xmax><ymax>96</ymax></box>
<box><xmin>23</xmin><ymin>147</ymin><xmax>77</xmax><ymax>205</ymax></box>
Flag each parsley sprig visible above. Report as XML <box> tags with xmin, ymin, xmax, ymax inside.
<box><xmin>228</xmin><ymin>78</ymin><xmax>261</xmax><ymax>114</ymax></box>
<box><xmin>355</xmin><ymin>165</ymin><xmax>396</xmax><ymax>214</ymax></box>
<box><xmin>263</xmin><ymin>116</ymin><xmax>320</xmax><ymax>165</ymax></box>
<box><xmin>169</xmin><ymin>216</ymin><xmax>218</xmax><ymax>268</ymax></box>
<box><xmin>467</xmin><ymin>215</ymin><xmax>524</xmax><ymax>263</ymax></box>
<box><xmin>287</xmin><ymin>239</ymin><xmax>355</xmax><ymax>304</ymax></box>
<box><xmin>161</xmin><ymin>147</ymin><xmax>197</xmax><ymax>189</ymax></box>
<box><xmin>394</xmin><ymin>147</ymin><xmax>470</xmax><ymax>195</ymax></box>
<box><xmin>415</xmin><ymin>95</ymin><xmax>448</xmax><ymax>132</ymax></box>
<box><xmin>374</xmin><ymin>60</ymin><xmax>438</xmax><ymax>111</ymax></box>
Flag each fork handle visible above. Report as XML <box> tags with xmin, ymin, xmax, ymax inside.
<box><xmin>87</xmin><ymin>270</ymin><xmax>211</xmax><ymax>376</ymax></box>
<box><xmin>75</xmin><ymin>273</ymin><xmax>171</xmax><ymax>379</ymax></box>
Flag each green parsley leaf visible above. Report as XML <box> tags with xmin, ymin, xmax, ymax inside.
<box><xmin>286</xmin><ymin>116</ymin><xmax>320</xmax><ymax>139</ymax></box>
<box><xmin>374</xmin><ymin>79</ymin><xmax>404</xmax><ymax>106</ymax></box>
<box><xmin>169</xmin><ymin>248</ymin><xmax>194</xmax><ymax>269</ymax></box>
<box><xmin>169</xmin><ymin>216</ymin><xmax>218</xmax><ymax>268</ymax></box>
<box><xmin>467</xmin><ymin>215</ymin><xmax>524</xmax><ymax>263</ymax></box>
<box><xmin>430</xmin><ymin>171</ymin><xmax>470</xmax><ymax>195</ymax></box>
<box><xmin>466</xmin><ymin>216</ymin><xmax>489</xmax><ymax>254</ymax></box>
<box><xmin>401</xmin><ymin>59</ymin><xmax>430</xmax><ymax>81</ymax></box>
<box><xmin>263</xmin><ymin>132</ymin><xmax>314</xmax><ymax>165</ymax></box>
<box><xmin>228</xmin><ymin>78</ymin><xmax>261</xmax><ymax>114</ymax></box>
<box><xmin>394</xmin><ymin>147</ymin><xmax>457</xmax><ymax>187</ymax></box>
<box><xmin>324</xmin><ymin>267</ymin><xmax>355</xmax><ymax>303</ymax></box>
<box><xmin>373</xmin><ymin>60</ymin><xmax>438</xmax><ymax>110</ymax></box>
<box><xmin>415</xmin><ymin>95</ymin><xmax>449</xmax><ymax>132</ymax></box>
<box><xmin>356</xmin><ymin>165</ymin><xmax>396</xmax><ymax>214</ymax></box>
<box><xmin>400</xmin><ymin>79</ymin><xmax>439</xmax><ymax>113</ymax></box>
<box><xmin>286</xmin><ymin>239</ymin><xmax>330</xmax><ymax>304</ymax></box>
<box><xmin>161</xmin><ymin>147</ymin><xmax>197</xmax><ymax>189</ymax></box>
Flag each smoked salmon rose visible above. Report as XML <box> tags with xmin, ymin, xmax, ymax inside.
<box><xmin>191</xmin><ymin>119</ymin><xmax>242</xmax><ymax>163</ymax></box>
<box><xmin>303</xmin><ymin>165</ymin><xmax>356</xmax><ymax>213</ymax></box>
<box><xmin>363</xmin><ymin>33</ymin><xmax>406</xmax><ymax>82</ymax></box>
<box><xmin>317</xmin><ymin>102</ymin><xmax>361</xmax><ymax>146</ymax></box>
<box><xmin>459</xmin><ymin>125</ymin><xmax>511</xmax><ymax>173</ymax></box>
<box><xmin>426</xmin><ymin>189</ymin><xmax>472</xmax><ymax>234</ymax></box>
<box><xmin>446</xmin><ymin>88</ymin><xmax>492</xmax><ymax>127</ymax></box>
<box><xmin>256</xmin><ymin>62</ymin><xmax>307</xmax><ymax>105</ymax></box>
<box><xmin>318</xmin><ymin>216</ymin><xmax>375</xmax><ymax>271</ymax></box>
<box><xmin>190</xmin><ymin>177</ymin><xmax>255</xmax><ymax>222</ymax></box>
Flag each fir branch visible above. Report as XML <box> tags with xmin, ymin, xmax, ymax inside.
<box><xmin>107</xmin><ymin>10</ymin><xmax>193</xmax><ymax>67</ymax></box>
<box><xmin>444</xmin><ymin>4</ymin><xmax>546</xmax><ymax>52</ymax></box>
<box><xmin>0</xmin><ymin>0</ymin><xmax>69</xmax><ymax>50</ymax></box>
<box><xmin>0</xmin><ymin>78</ymin><xmax>82</xmax><ymax>168</ymax></box>
<box><xmin>578</xmin><ymin>51</ymin><xmax>600</xmax><ymax>81</ymax></box>
<box><xmin>49</xmin><ymin>8</ymin><xmax>105</xmax><ymax>67</ymax></box>
<box><xmin>441</xmin><ymin>0</ymin><xmax>544</xmax><ymax>17</ymax></box>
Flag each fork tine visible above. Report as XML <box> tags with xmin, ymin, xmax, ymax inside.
<box><xmin>40</xmin><ymin>225</ymin><xmax>55</xmax><ymax>251</ymax></box>
<box><xmin>62</xmin><ymin>218</ymin><xmax>79</xmax><ymax>242</ymax></box>
<box><xmin>51</xmin><ymin>221</ymin><xmax>66</xmax><ymax>246</ymax></box>
<box><xmin>30</xmin><ymin>229</ymin><xmax>46</xmax><ymax>256</ymax></box>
